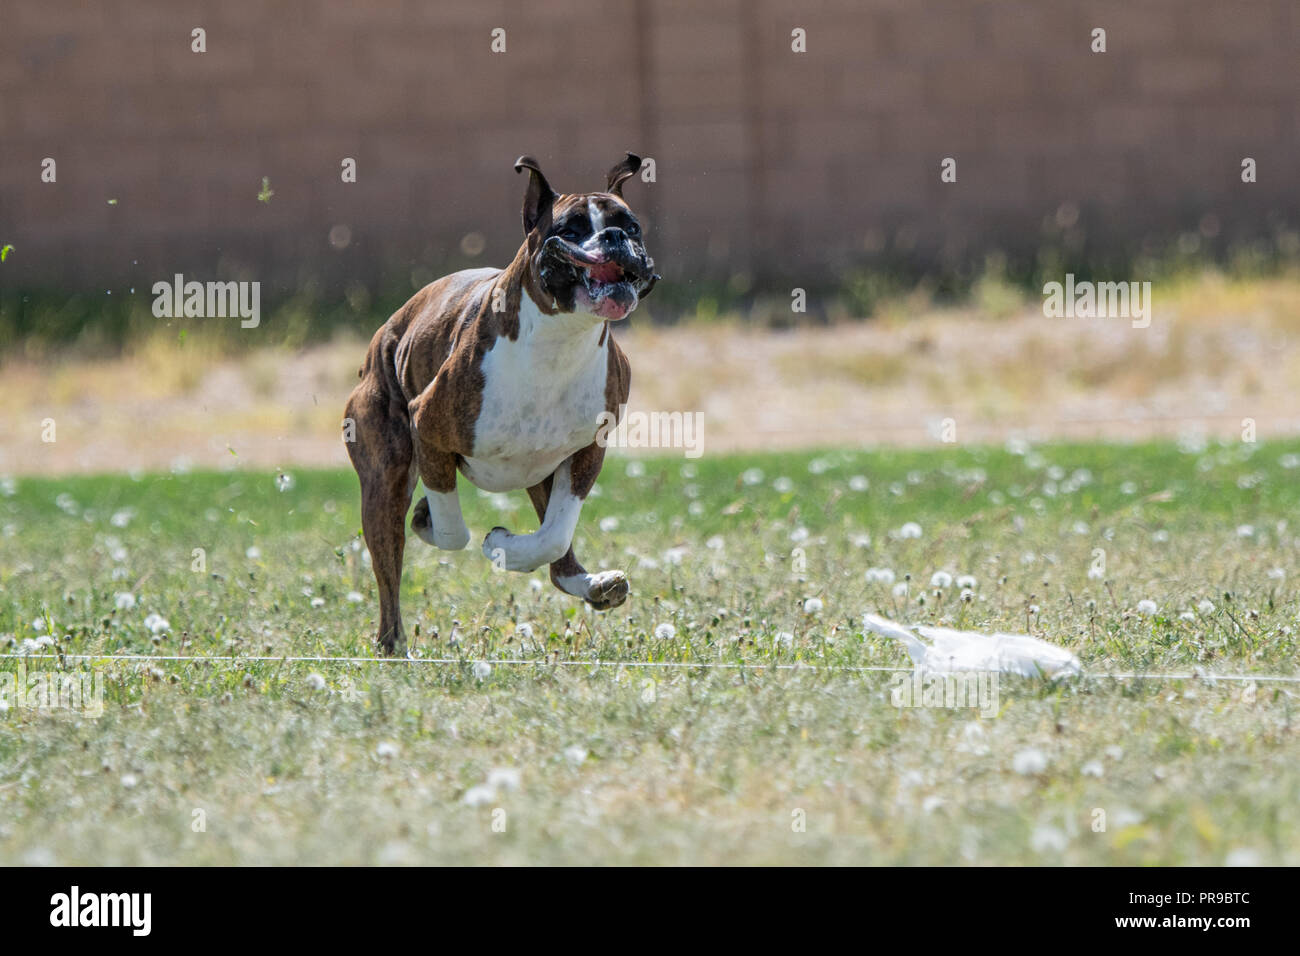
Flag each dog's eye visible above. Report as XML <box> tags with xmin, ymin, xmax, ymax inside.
<box><xmin>625</xmin><ymin>222</ymin><xmax>641</xmax><ymax>238</ymax></box>
<box><xmin>559</xmin><ymin>223</ymin><xmax>587</xmax><ymax>241</ymax></box>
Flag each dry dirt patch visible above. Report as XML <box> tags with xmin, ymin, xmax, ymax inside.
<box><xmin>3</xmin><ymin>276</ymin><xmax>1298</xmax><ymax>475</ymax></box>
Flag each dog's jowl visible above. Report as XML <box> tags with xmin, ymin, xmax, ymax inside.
<box><xmin>344</xmin><ymin>153</ymin><xmax>659</xmax><ymax>654</ymax></box>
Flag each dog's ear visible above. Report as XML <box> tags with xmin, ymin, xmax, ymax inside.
<box><xmin>605</xmin><ymin>152</ymin><xmax>642</xmax><ymax>198</ymax></box>
<box><xmin>515</xmin><ymin>155</ymin><xmax>556</xmax><ymax>235</ymax></box>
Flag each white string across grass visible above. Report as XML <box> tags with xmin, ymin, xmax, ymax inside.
<box><xmin>1</xmin><ymin>652</ymin><xmax>1298</xmax><ymax>683</ymax></box>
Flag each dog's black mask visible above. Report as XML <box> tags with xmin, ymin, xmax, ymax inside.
<box><xmin>516</xmin><ymin>153</ymin><xmax>659</xmax><ymax>319</ymax></box>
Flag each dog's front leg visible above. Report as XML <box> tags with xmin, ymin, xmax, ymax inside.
<box><xmin>483</xmin><ymin>458</ymin><xmax>584</xmax><ymax>572</ymax></box>
<box><xmin>411</xmin><ymin>481</ymin><xmax>470</xmax><ymax>550</ymax></box>
<box><xmin>518</xmin><ymin>444</ymin><xmax>629</xmax><ymax>610</ymax></box>
<box><xmin>409</xmin><ymin>391</ymin><xmax>471</xmax><ymax>551</ymax></box>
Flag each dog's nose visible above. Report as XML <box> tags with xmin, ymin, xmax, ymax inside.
<box><xmin>597</xmin><ymin>227</ymin><xmax>628</xmax><ymax>245</ymax></box>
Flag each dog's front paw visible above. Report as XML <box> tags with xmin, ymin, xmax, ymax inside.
<box><xmin>413</xmin><ymin>498</ymin><xmax>470</xmax><ymax>550</ymax></box>
<box><xmin>585</xmin><ymin>570</ymin><xmax>629</xmax><ymax>610</ymax></box>
<box><xmin>433</xmin><ymin>524</ymin><xmax>470</xmax><ymax>550</ymax></box>
<box><xmin>411</xmin><ymin>497</ymin><xmax>436</xmax><ymax>545</ymax></box>
<box><xmin>482</xmin><ymin>526</ymin><xmax>512</xmax><ymax>564</ymax></box>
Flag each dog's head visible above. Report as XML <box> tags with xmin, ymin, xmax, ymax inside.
<box><xmin>514</xmin><ymin>153</ymin><xmax>659</xmax><ymax>321</ymax></box>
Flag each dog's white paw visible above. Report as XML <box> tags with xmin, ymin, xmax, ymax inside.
<box><xmin>483</xmin><ymin>526</ymin><xmax>515</xmax><ymax>566</ymax></box>
<box><xmin>582</xmin><ymin>570</ymin><xmax>629</xmax><ymax>610</ymax></box>
<box><xmin>482</xmin><ymin>526</ymin><xmax>565</xmax><ymax>572</ymax></box>
<box><xmin>433</xmin><ymin>525</ymin><xmax>470</xmax><ymax>550</ymax></box>
<box><xmin>556</xmin><ymin>569</ymin><xmax>629</xmax><ymax>609</ymax></box>
<box><xmin>412</xmin><ymin>497</ymin><xmax>469</xmax><ymax>550</ymax></box>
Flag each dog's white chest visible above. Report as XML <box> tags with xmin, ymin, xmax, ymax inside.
<box><xmin>461</xmin><ymin>304</ymin><xmax>609</xmax><ymax>492</ymax></box>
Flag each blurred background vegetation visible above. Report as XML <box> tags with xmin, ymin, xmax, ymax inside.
<box><xmin>5</xmin><ymin>225</ymin><xmax>1300</xmax><ymax>359</ymax></box>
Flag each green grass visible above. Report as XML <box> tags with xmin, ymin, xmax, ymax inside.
<box><xmin>2</xmin><ymin>440</ymin><xmax>1298</xmax><ymax>864</ymax></box>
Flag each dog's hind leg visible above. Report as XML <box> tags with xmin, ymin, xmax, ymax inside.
<box><xmin>523</xmin><ymin>445</ymin><xmax>629</xmax><ymax>611</ymax></box>
<box><xmin>344</xmin><ymin>378</ymin><xmax>416</xmax><ymax>656</ymax></box>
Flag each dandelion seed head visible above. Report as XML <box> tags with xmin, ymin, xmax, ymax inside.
<box><xmin>1012</xmin><ymin>747</ymin><xmax>1049</xmax><ymax>775</ymax></box>
<box><xmin>462</xmin><ymin>784</ymin><xmax>495</xmax><ymax>807</ymax></box>
<box><xmin>487</xmin><ymin>767</ymin><xmax>521</xmax><ymax>791</ymax></box>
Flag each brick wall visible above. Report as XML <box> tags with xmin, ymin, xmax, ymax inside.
<box><xmin>2</xmin><ymin>0</ymin><xmax>1297</xmax><ymax>297</ymax></box>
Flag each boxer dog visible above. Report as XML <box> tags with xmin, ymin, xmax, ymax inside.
<box><xmin>344</xmin><ymin>154</ymin><xmax>658</xmax><ymax>655</ymax></box>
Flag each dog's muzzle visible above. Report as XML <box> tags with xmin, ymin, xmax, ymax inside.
<box><xmin>539</xmin><ymin>229</ymin><xmax>660</xmax><ymax>317</ymax></box>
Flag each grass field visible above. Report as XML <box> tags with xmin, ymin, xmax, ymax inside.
<box><xmin>2</xmin><ymin>440</ymin><xmax>1298</xmax><ymax>864</ymax></box>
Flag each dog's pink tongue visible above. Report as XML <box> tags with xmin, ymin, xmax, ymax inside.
<box><xmin>588</xmin><ymin>261</ymin><xmax>622</xmax><ymax>283</ymax></box>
